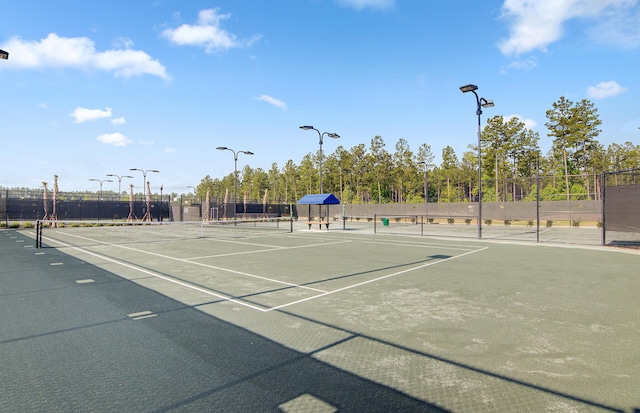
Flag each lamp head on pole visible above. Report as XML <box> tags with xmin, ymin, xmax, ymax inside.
<box><xmin>327</xmin><ymin>133</ymin><xmax>340</xmax><ymax>139</ymax></box>
<box><xmin>459</xmin><ymin>84</ymin><xmax>478</xmax><ymax>93</ymax></box>
<box><xmin>216</xmin><ymin>147</ymin><xmax>228</xmax><ymax>151</ymax></box>
<box><xmin>299</xmin><ymin>125</ymin><xmax>314</xmax><ymax>130</ymax></box>
<box><xmin>0</xmin><ymin>49</ymin><xmax>8</xmax><ymax>60</ymax></box>
<box><xmin>481</xmin><ymin>98</ymin><xmax>495</xmax><ymax>108</ymax></box>
<box><xmin>240</xmin><ymin>151</ymin><xmax>254</xmax><ymax>156</ymax></box>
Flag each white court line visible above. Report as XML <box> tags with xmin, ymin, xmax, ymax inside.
<box><xmin>296</xmin><ymin>233</ymin><xmax>483</xmax><ymax>251</ymax></box>
<box><xmin>186</xmin><ymin>240</ymin><xmax>352</xmax><ymax>260</ymax></box>
<box><xmin>39</xmin><ymin>234</ymin><xmax>270</xmax><ymax>311</ymax></box>
<box><xmin>354</xmin><ymin>239</ymin><xmax>480</xmax><ymax>252</ymax></box>
<box><xmin>48</xmin><ymin>231</ymin><xmax>328</xmax><ymax>293</ymax></box>
<box><xmin>38</xmin><ymin>231</ymin><xmax>489</xmax><ymax>313</ymax></box>
<box><xmin>266</xmin><ymin>246</ymin><xmax>489</xmax><ymax>312</ymax></box>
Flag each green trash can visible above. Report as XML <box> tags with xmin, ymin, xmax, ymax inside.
<box><xmin>382</xmin><ymin>218</ymin><xmax>389</xmax><ymax>226</ymax></box>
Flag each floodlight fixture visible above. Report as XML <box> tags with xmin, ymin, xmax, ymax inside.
<box><xmin>106</xmin><ymin>174</ymin><xmax>134</xmax><ymax>198</ymax></box>
<box><xmin>0</xmin><ymin>49</ymin><xmax>8</xmax><ymax>60</ymax></box>
<box><xmin>299</xmin><ymin>125</ymin><xmax>341</xmax><ymax>194</ymax></box>
<box><xmin>216</xmin><ymin>147</ymin><xmax>254</xmax><ymax>219</ymax></box>
<box><xmin>459</xmin><ymin>84</ymin><xmax>478</xmax><ymax>93</ymax></box>
<box><xmin>481</xmin><ymin>98</ymin><xmax>494</xmax><ymax>108</ymax></box>
<box><xmin>129</xmin><ymin>168</ymin><xmax>160</xmax><ymax>196</ymax></box>
<box><xmin>459</xmin><ymin>84</ymin><xmax>495</xmax><ymax>239</ymax></box>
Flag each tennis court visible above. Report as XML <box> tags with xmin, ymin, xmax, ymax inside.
<box><xmin>18</xmin><ymin>220</ymin><xmax>640</xmax><ymax>411</ymax></box>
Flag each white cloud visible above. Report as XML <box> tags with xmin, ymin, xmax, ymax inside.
<box><xmin>70</xmin><ymin>107</ymin><xmax>112</xmax><ymax>123</ymax></box>
<box><xmin>164</xmin><ymin>147</ymin><xmax>177</xmax><ymax>154</ymax></box>
<box><xmin>587</xmin><ymin>81</ymin><xmax>628</xmax><ymax>99</ymax></box>
<box><xmin>111</xmin><ymin>117</ymin><xmax>126</xmax><ymax>125</ymax></box>
<box><xmin>506</xmin><ymin>114</ymin><xmax>538</xmax><ymax>130</ymax></box>
<box><xmin>498</xmin><ymin>0</ymin><xmax>638</xmax><ymax>56</ymax></box>
<box><xmin>506</xmin><ymin>56</ymin><xmax>538</xmax><ymax>70</ymax></box>
<box><xmin>253</xmin><ymin>94</ymin><xmax>288</xmax><ymax>111</ymax></box>
<box><xmin>139</xmin><ymin>140</ymin><xmax>155</xmax><ymax>145</ymax></box>
<box><xmin>37</xmin><ymin>102</ymin><xmax>48</xmax><ymax>109</ymax></box>
<box><xmin>112</xmin><ymin>37</ymin><xmax>134</xmax><ymax>49</ymax></box>
<box><xmin>97</xmin><ymin>132</ymin><xmax>133</xmax><ymax>146</ymax></box>
<box><xmin>161</xmin><ymin>8</ymin><xmax>260</xmax><ymax>53</ymax></box>
<box><xmin>335</xmin><ymin>0</ymin><xmax>395</xmax><ymax>10</ymax></box>
<box><xmin>0</xmin><ymin>33</ymin><xmax>169</xmax><ymax>79</ymax></box>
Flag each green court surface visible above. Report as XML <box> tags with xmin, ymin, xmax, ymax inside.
<box><xmin>6</xmin><ymin>222</ymin><xmax>640</xmax><ymax>412</ymax></box>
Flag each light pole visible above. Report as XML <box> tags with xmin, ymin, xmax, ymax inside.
<box><xmin>417</xmin><ymin>160</ymin><xmax>429</xmax><ymax>208</ymax></box>
<box><xmin>299</xmin><ymin>126</ymin><xmax>340</xmax><ymax>194</ymax></box>
<box><xmin>89</xmin><ymin>178</ymin><xmax>113</xmax><ymax>200</ymax></box>
<box><xmin>460</xmin><ymin>84</ymin><xmax>494</xmax><ymax>239</ymax></box>
<box><xmin>216</xmin><ymin>147</ymin><xmax>254</xmax><ymax>220</ymax></box>
<box><xmin>186</xmin><ymin>186</ymin><xmax>195</xmax><ymax>204</ymax></box>
<box><xmin>129</xmin><ymin>168</ymin><xmax>159</xmax><ymax>200</ymax></box>
<box><xmin>89</xmin><ymin>178</ymin><xmax>113</xmax><ymax>220</ymax></box>
<box><xmin>106</xmin><ymin>174</ymin><xmax>133</xmax><ymax>199</ymax></box>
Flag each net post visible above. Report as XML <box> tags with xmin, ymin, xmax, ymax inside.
<box><xmin>36</xmin><ymin>220</ymin><xmax>41</xmax><ymax>248</ymax></box>
<box><xmin>374</xmin><ymin>214</ymin><xmax>377</xmax><ymax>234</ymax></box>
<box><xmin>421</xmin><ymin>214</ymin><xmax>424</xmax><ymax>237</ymax></box>
<box><xmin>289</xmin><ymin>217</ymin><xmax>293</xmax><ymax>233</ymax></box>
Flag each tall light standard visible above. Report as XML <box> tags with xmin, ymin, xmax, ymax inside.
<box><xmin>89</xmin><ymin>178</ymin><xmax>113</xmax><ymax>200</ymax></box>
<box><xmin>417</xmin><ymin>160</ymin><xmax>429</xmax><ymax>208</ymax></box>
<box><xmin>216</xmin><ymin>147</ymin><xmax>254</xmax><ymax>220</ymax></box>
<box><xmin>89</xmin><ymin>178</ymin><xmax>113</xmax><ymax>220</ymax></box>
<box><xmin>106</xmin><ymin>174</ymin><xmax>133</xmax><ymax>199</ymax></box>
<box><xmin>460</xmin><ymin>84</ymin><xmax>494</xmax><ymax>239</ymax></box>
<box><xmin>299</xmin><ymin>126</ymin><xmax>340</xmax><ymax>194</ymax></box>
<box><xmin>129</xmin><ymin>168</ymin><xmax>159</xmax><ymax>200</ymax></box>
<box><xmin>186</xmin><ymin>186</ymin><xmax>195</xmax><ymax>204</ymax></box>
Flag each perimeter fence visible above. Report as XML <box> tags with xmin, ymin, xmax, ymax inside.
<box><xmin>0</xmin><ymin>190</ymin><xmax>295</xmax><ymax>225</ymax></box>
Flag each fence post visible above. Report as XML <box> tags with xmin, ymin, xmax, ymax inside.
<box><xmin>35</xmin><ymin>220</ymin><xmax>41</xmax><ymax>248</ymax></box>
<box><xmin>601</xmin><ymin>171</ymin><xmax>606</xmax><ymax>246</ymax></box>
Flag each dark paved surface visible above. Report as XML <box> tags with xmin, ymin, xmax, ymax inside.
<box><xmin>0</xmin><ymin>229</ymin><xmax>447</xmax><ymax>412</ymax></box>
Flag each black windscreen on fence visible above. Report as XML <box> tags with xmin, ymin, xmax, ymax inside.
<box><xmin>604</xmin><ymin>185</ymin><xmax>640</xmax><ymax>233</ymax></box>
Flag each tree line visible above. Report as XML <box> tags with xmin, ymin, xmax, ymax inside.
<box><xmin>3</xmin><ymin>97</ymin><xmax>638</xmax><ymax>204</ymax></box>
<box><xmin>194</xmin><ymin>97</ymin><xmax>639</xmax><ymax>205</ymax></box>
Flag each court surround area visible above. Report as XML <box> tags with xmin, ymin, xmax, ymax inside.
<box><xmin>2</xmin><ymin>220</ymin><xmax>639</xmax><ymax>412</ymax></box>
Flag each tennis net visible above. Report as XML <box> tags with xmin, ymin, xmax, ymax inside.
<box><xmin>35</xmin><ymin>218</ymin><xmax>293</xmax><ymax>248</ymax></box>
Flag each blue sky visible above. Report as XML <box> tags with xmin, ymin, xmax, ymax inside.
<box><xmin>1</xmin><ymin>0</ymin><xmax>639</xmax><ymax>194</ymax></box>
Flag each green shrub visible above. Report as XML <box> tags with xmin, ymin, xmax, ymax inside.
<box><xmin>23</xmin><ymin>222</ymin><xmax>34</xmax><ymax>228</ymax></box>
<box><xmin>546</xmin><ymin>220</ymin><xmax>553</xmax><ymax>227</ymax></box>
<box><xmin>484</xmin><ymin>219</ymin><xmax>492</xmax><ymax>225</ymax></box>
<box><xmin>597</xmin><ymin>221</ymin><xmax>603</xmax><ymax>228</ymax></box>
<box><xmin>428</xmin><ymin>218</ymin><xmax>434</xmax><ymax>224</ymax></box>
<box><xmin>527</xmin><ymin>220</ymin><xmax>534</xmax><ymax>227</ymax></box>
<box><xmin>572</xmin><ymin>220</ymin><xmax>580</xmax><ymax>227</ymax></box>
<box><xmin>465</xmin><ymin>219</ymin><xmax>472</xmax><ymax>225</ymax></box>
<box><xmin>9</xmin><ymin>222</ymin><xmax>20</xmax><ymax>229</ymax></box>
<box><xmin>504</xmin><ymin>220</ymin><xmax>511</xmax><ymax>226</ymax></box>
<box><xmin>447</xmin><ymin>218</ymin><xmax>455</xmax><ymax>224</ymax></box>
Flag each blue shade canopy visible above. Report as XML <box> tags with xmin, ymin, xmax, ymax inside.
<box><xmin>297</xmin><ymin>193</ymin><xmax>340</xmax><ymax>205</ymax></box>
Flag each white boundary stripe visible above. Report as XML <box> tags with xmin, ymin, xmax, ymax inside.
<box><xmin>186</xmin><ymin>240</ymin><xmax>352</xmax><ymax>260</ymax></box>
<box><xmin>37</xmin><ymin>231</ymin><xmax>489</xmax><ymax>313</ymax></box>
<box><xmin>112</xmin><ymin>243</ymin><xmax>328</xmax><ymax>293</ymax></box>
<box><xmin>38</xmin><ymin>233</ymin><xmax>271</xmax><ymax>311</ymax></box>
<box><xmin>266</xmin><ymin>246</ymin><xmax>489</xmax><ymax>311</ymax></box>
<box><xmin>45</xmin><ymin>230</ymin><xmax>330</xmax><ymax>293</ymax></box>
